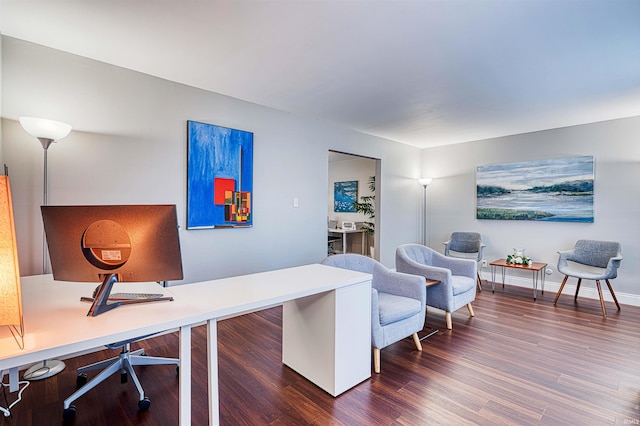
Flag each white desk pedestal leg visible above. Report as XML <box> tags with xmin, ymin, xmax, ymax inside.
<box><xmin>207</xmin><ymin>319</ymin><xmax>220</xmax><ymax>426</ymax></box>
<box><xmin>282</xmin><ymin>282</ymin><xmax>371</xmax><ymax>397</ymax></box>
<box><xmin>179</xmin><ymin>324</ymin><xmax>192</xmax><ymax>426</ymax></box>
<box><xmin>342</xmin><ymin>233</ymin><xmax>347</xmax><ymax>254</ymax></box>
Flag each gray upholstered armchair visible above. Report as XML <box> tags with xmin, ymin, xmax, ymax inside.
<box><xmin>553</xmin><ymin>239</ymin><xmax>623</xmax><ymax>317</ymax></box>
<box><xmin>443</xmin><ymin>232</ymin><xmax>486</xmax><ymax>291</ymax></box>
<box><xmin>321</xmin><ymin>254</ymin><xmax>426</xmax><ymax>373</ymax></box>
<box><xmin>396</xmin><ymin>244</ymin><xmax>476</xmax><ymax>330</ymax></box>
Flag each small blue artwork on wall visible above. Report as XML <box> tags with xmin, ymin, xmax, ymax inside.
<box><xmin>187</xmin><ymin>121</ymin><xmax>253</xmax><ymax>229</ymax></box>
<box><xmin>334</xmin><ymin>180</ymin><xmax>358</xmax><ymax>212</ymax></box>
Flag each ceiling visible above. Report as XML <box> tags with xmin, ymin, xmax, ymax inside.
<box><xmin>2</xmin><ymin>0</ymin><xmax>640</xmax><ymax>149</ymax></box>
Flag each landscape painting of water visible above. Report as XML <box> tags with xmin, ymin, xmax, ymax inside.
<box><xmin>477</xmin><ymin>156</ymin><xmax>594</xmax><ymax>222</ymax></box>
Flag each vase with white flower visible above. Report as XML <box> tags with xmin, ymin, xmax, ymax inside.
<box><xmin>506</xmin><ymin>248</ymin><xmax>532</xmax><ymax>266</ymax></box>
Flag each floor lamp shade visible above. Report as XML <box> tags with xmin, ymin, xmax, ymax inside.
<box><xmin>0</xmin><ymin>175</ymin><xmax>25</xmax><ymax>349</ymax></box>
<box><xmin>19</xmin><ymin>117</ymin><xmax>72</xmax><ymax>142</ymax></box>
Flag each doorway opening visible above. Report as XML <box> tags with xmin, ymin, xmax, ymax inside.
<box><xmin>327</xmin><ymin>150</ymin><xmax>380</xmax><ymax>259</ymax></box>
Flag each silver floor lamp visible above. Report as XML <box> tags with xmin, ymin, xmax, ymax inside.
<box><xmin>19</xmin><ymin>116</ymin><xmax>72</xmax><ymax>381</ymax></box>
<box><xmin>418</xmin><ymin>177</ymin><xmax>432</xmax><ymax>245</ymax></box>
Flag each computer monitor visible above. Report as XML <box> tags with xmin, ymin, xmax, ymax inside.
<box><xmin>41</xmin><ymin>204</ymin><xmax>184</xmax><ymax>316</ymax></box>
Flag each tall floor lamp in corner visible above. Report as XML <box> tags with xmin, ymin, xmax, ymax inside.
<box><xmin>19</xmin><ymin>116</ymin><xmax>72</xmax><ymax>381</ymax></box>
<box><xmin>418</xmin><ymin>177</ymin><xmax>432</xmax><ymax>246</ymax></box>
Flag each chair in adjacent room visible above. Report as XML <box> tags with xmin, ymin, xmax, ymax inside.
<box><xmin>553</xmin><ymin>239</ymin><xmax>623</xmax><ymax>317</ymax></box>
<box><xmin>321</xmin><ymin>254</ymin><xmax>426</xmax><ymax>374</ymax></box>
<box><xmin>443</xmin><ymin>232</ymin><xmax>486</xmax><ymax>291</ymax></box>
<box><xmin>396</xmin><ymin>244</ymin><xmax>477</xmax><ymax>330</ymax></box>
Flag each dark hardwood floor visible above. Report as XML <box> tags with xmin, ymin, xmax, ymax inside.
<box><xmin>3</xmin><ymin>282</ymin><xmax>640</xmax><ymax>425</ymax></box>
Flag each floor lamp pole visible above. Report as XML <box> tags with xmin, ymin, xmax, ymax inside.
<box><xmin>23</xmin><ymin>137</ymin><xmax>67</xmax><ymax>380</ymax></box>
<box><xmin>418</xmin><ymin>178</ymin><xmax>432</xmax><ymax>246</ymax></box>
<box><xmin>422</xmin><ymin>185</ymin><xmax>427</xmax><ymax>245</ymax></box>
<box><xmin>41</xmin><ymin>138</ymin><xmax>53</xmax><ymax>274</ymax></box>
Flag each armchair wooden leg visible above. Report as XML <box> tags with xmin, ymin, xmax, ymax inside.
<box><xmin>476</xmin><ymin>273</ymin><xmax>482</xmax><ymax>292</ymax></box>
<box><xmin>373</xmin><ymin>348</ymin><xmax>381</xmax><ymax>374</ymax></box>
<box><xmin>554</xmin><ymin>275</ymin><xmax>569</xmax><ymax>305</ymax></box>
<box><xmin>467</xmin><ymin>303</ymin><xmax>475</xmax><ymax>317</ymax></box>
<box><xmin>595</xmin><ymin>280</ymin><xmax>607</xmax><ymax>317</ymax></box>
<box><xmin>574</xmin><ymin>278</ymin><xmax>582</xmax><ymax>301</ymax></box>
<box><xmin>605</xmin><ymin>279</ymin><xmax>621</xmax><ymax>310</ymax></box>
<box><xmin>445</xmin><ymin>312</ymin><xmax>452</xmax><ymax>330</ymax></box>
<box><xmin>412</xmin><ymin>333</ymin><xmax>423</xmax><ymax>351</ymax></box>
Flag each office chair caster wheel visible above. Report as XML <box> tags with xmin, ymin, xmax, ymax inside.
<box><xmin>121</xmin><ymin>372</ymin><xmax>128</xmax><ymax>383</ymax></box>
<box><xmin>138</xmin><ymin>397</ymin><xmax>151</xmax><ymax>411</ymax></box>
<box><xmin>76</xmin><ymin>373</ymin><xmax>88</xmax><ymax>387</ymax></box>
<box><xmin>63</xmin><ymin>405</ymin><xmax>77</xmax><ymax>421</ymax></box>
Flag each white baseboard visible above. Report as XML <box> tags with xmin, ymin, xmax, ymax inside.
<box><xmin>479</xmin><ymin>270</ymin><xmax>640</xmax><ymax>307</ymax></box>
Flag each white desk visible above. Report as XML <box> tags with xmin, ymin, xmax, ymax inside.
<box><xmin>328</xmin><ymin>227</ymin><xmax>366</xmax><ymax>254</ymax></box>
<box><xmin>0</xmin><ymin>278</ymin><xmax>196</xmax><ymax>422</ymax></box>
<box><xmin>0</xmin><ymin>264</ymin><xmax>372</xmax><ymax>425</ymax></box>
<box><xmin>169</xmin><ymin>264</ymin><xmax>372</xmax><ymax>424</ymax></box>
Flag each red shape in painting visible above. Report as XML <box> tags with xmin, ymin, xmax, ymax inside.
<box><xmin>214</xmin><ymin>178</ymin><xmax>235</xmax><ymax>205</ymax></box>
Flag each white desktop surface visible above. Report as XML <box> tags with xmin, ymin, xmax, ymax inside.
<box><xmin>0</xmin><ymin>264</ymin><xmax>372</xmax><ymax>425</ymax></box>
<box><xmin>0</xmin><ymin>278</ymin><xmax>190</xmax><ymax>369</ymax></box>
<box><xmin>169</xmin><ymin>263</ymin><xmax>370</xmax><ymax>319</ymax></box>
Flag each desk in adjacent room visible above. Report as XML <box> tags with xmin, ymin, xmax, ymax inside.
<box><xmin>0</xmin><ymin>264</ymin><xmax>372</xmax><ymax>425</ymax></box>
<box><xmin>328</xmin><ymin>227</ymin><xmax>366</xmax><ymax>254</ymax></box>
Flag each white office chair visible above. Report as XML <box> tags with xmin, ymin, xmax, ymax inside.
<box><xmin>62</xmin><ymin>334</ymin><xmax>179</xmax><ymax>420</ymax></box>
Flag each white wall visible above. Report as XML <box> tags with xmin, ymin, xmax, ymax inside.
<box><xmin>422</xmin><ymin>117</ymin><xmax>640</xmax><ymax>303</ymax></box>
<box><xmin>1</xmin><ymin>36</ymin><xmax>422</xmax><ymax>283</ymax></box>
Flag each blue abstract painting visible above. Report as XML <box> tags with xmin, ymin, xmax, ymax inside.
<box><xmin>477</xmin><ymin>156</ymin><xmax>594</xmax><ymax>222</ymax></box>
<box><xmin>334</xmin><ymin>180</ymin><xmax>358</xmax><ymax>212</ymax></box>
<box><xmin>187</xmin><ymin>121</ymin><xmax>253</xmax><ymax>229</ymax></box>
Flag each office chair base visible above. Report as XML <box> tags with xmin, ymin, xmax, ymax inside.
<box><xmin>62</xmin><ymin>343</ymin><xmax>179</xmax><ymax>418</ymax></box>
<box><xmin>23</xmin><ymin>359</ymin><xmax>66</xmax><ymax>380</ymax></box>
<box><xmin>63</xmin><ymin>405</ymin><xmax>77</xmax><ymax>421</ymax></box>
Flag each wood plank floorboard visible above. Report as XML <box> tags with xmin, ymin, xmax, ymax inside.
<box><xmin>2</xmin><ymin>281</ymin><xmax>639</xmax><ymax>425</ymax></box>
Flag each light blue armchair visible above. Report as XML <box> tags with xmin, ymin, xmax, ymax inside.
<box><xmin>553</xmin><ymin>239</ymin><xmax>623</xmax><ymax>317</ymax></box>
<box><xmin>321</xmin><ymin>254</ymin><xmax>426</xmax><ymax>373</ymax></box>
<box><xmin>396</xmin><ymin>244</ymin><xmax>476</xmax><ymax>330</ymax></box>
<box><xmin>443</xmin><ymin>232</ymin><xmax>486</xmax><ymax>291</ymax></box>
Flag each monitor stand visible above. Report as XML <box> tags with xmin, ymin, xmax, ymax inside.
<box><xmin>87</xmin><ymin>273</ymin><xmax>122</xmax><ymax>316</ymax></box>
<box><xmin>84</xmin><ymin>273</ymin><xmax>174</xmax><ymax>317</ymax></box>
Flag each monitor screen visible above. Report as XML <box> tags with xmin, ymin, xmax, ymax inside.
<box><xmin>42</xmin><ymin>204</ymin><xmax>183</xmax><ymax>316</ymax></box>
